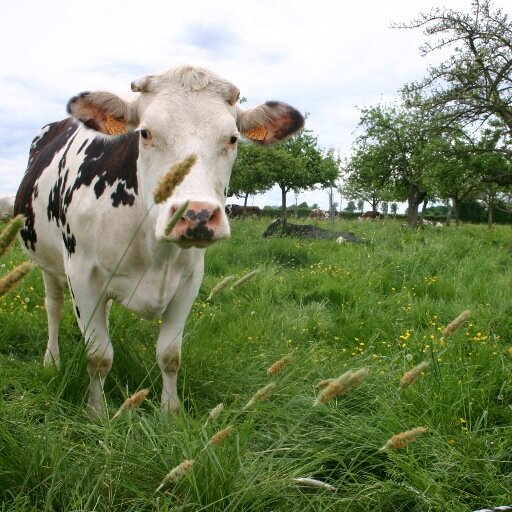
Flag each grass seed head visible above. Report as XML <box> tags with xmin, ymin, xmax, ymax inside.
<box><xmin>316</xmin><ymin>378</ymin><xmax>335</xmax><ymax>389</ymax></box>
<box><xmin>293</xmin><ymin>477</ymin><xmax>336</xmax><ymax>492</ymax></box>
<box><xmin>380</xmin><ymin>427</ymin><xmax>428</xmax><ymax>451</ymax></box>
<box><xmin>207</xmin><ymin>275</ymin><xmax>236</xmax><ymax>301</ymax></box>
<box><xmin>267</xmin><ymin>353</ymin><xmax>293</xmax><ymax>376</ymax></box>
<box><xmin>243</xmin><ymin>382</ymin><xmax>277</xmax><ymax>410</ymax></box>
<box><xmin>443</xmin><ymin>310</ymin><xmax>471</xmax><ymax>336</ymax></box>
<box><xmin>314</xmin><ymin>367</ymin><xmax>369</xmax><ymax>406</ymax></box>
<box><xmin>153</xmin><ymin>154</ymin><xmax>197</xmax><ymax>204</ymax></box>
<box><xmin>0</xmin><ymin>261</ymin><xmax>33</xmax><ymax>297</ymax></box>
<box><xmin>207</xmin><ymin>403</ymin><xmax>224</xmax><ymax>423</ymax></box>
<box><xmin>111</xmin><ymin>389</ymin><xmax>149</xmax><ymax>420</ymax></box>
<box><xmin>230</xmin><ymin>269</ymin><xmax>261</xmax><ymax>289</ymax></box>
<box><xmin>208</xmin><ymin>425</ymin><xmax>235</xmax><ymax>447</ymax></box>
<box><xmin>399</xmin><ymin>361</ymin><xmax>430</xmax><ymax>390</ymax></box>
<box><xmin>0</xmin><ymin>214</ymin><xmax>24</xmax><ymax>258</ymax></box>
<box><xmin>156</xmin><ymin>459</ymin><xmax>194</xmax><ymax>492</ymax></box>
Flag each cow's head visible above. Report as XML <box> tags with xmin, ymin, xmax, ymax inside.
<box><xmin>67</xmin><ymin>66</ymin><xmax>304</xmax><ymax>248</ymax></box>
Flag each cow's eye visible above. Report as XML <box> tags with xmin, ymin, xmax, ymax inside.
<box><xmin>140</xmin><ymin>129</ymin><xmax>150</xmax><ymax>140</ymax></box>
<box><xmin>229</xmin><ymin>136</ymin><xmax>238</xmax><ymax>145</ymax></box>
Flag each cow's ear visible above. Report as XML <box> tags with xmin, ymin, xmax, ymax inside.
<box><xmin>67</xmin><ymin>92</ymin><xmax>134</xmax><ymax>135</ymax></box>
<box><xmin>237</xmin><ymin>101</ymin><xmax>305</xmax><ymax>145</ymax></box>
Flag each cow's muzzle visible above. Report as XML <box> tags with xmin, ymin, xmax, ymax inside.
<box><xmin>168</xmin><ymin>201</ymin><xmax>227</xmax><ymax>248</ymax></box>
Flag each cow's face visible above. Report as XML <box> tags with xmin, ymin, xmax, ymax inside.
<box><xmin>67</xmin><ymin>66</ymin><xmax>305</xmax><ymax>248</ymax></box>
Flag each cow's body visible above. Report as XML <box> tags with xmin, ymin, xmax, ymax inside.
<box><xmin>15</xmin><ymin>65</ymin><xmax>304</xmax><ymax>413</ymax></box>
<box><xmin>0</xmin><ymin>195</ymin><xmax>15</xmax><ymax>219</ymax></box>
<box><xmin>226</xmin><ymin>204</ymin><xmax>261</xmax><ymax>219</ymax></box>
<box><xmin>308</xmin><ymin>208</ymin><xmax>325</xmax><ymax>219</ymax></box>
<box><xmin>358</xmin><ymin>211</ymin><xmax>380</xmax><ymax>221</ymax></box>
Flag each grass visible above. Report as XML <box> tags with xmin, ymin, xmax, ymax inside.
<box><xmin>0</xmin><ymin>217</ymin><xmax>511</xmax><ymax>511</ymax></box>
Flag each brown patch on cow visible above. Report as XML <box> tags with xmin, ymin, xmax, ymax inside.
<box><xmin>162</xmin><ymin>352</ymin><xmax>181</xmax><ymax>372</ymax></box>
<box><xmin>87</xmin><ymin>354</ymin><xmax>112</xmax><ymax>378</ymax></box>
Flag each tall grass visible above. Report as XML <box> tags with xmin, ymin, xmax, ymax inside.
<box><xmin>0</xmin><ymin>218</ymin><xmax>511</xmax><ymax>511</ymax></box>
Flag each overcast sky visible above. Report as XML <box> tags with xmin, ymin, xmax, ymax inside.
<box><xmin>0</xmin><ymin>0</ymin><xmax>504</xmax><ymax>210</ymax></box>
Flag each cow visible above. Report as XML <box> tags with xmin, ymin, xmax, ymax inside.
<box><xmin>0</xmin><ymin>195</ymin><xmax>15</xmax><ymax>219</ymax></box>
<box><xmin>308</xmin><ymin>208</ymin><xmax>325</xmax><ymax>219</ymax></box>
<box><xmin>14</xmin><ymin>65</ymin><xmax>304</xmax><ymax>414</ymax></box>
<box><xmin>358</xmin><ymin>211</ymin><xmax>380</xmax><ymax>221</ymax></box>
<box><xmin>226</xmin><ymin>204</ymin><xmax>261</xmax><ymax>219</ymax></box>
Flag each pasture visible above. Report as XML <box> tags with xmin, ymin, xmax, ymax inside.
<box><xmin>1</xmin><ymin>218</ymin><xmax>511</xmax><ymax>511</ymax></box>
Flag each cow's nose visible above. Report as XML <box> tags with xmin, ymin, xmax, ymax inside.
<box><xmin>171</xmin><ymin>201</ymin><xmax>223</xmax><ymax>246</ymax></box>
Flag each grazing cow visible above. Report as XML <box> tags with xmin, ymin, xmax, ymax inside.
<box><xmin>308</xmin><ymin>208</ymin><xmax>325</xmax><ymax>219</ymax></box>
<box><xmin>358</xmin><ymin>211</ymin><xmax>380</xmax><ymax>221</ymax></box>
<box><xmin>0</xmin><ymin>195</ymin><xmax>15</xmax><ymax>219</ymax></box>
<box><xmin>263</xmin><ymin>218</ymin><xmax>366</xmax><ymax>243</ymax></box>
<box><xmin>225</xmin><ymin>204</ymin><xmax>261</xmax><ymax>219</ymax></box>
<box><xmin>14</xmin><ymin>65</ymin><xmax>304</xmax><ymax>414</ymax></box>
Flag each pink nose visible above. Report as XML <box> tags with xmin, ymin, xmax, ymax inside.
<box><xmin>171</xmin><ymin>201</ymin><xmax>223</xmax><ymax>246</ymax></box>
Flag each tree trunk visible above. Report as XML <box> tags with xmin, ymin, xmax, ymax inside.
<box><xmin>453</xmin><ymin>198</ymin><xmax>461</xmax><ymax>228</ymax></box>
<box><xmin>243</xmin><ymin>192</ymin><xmax>249</xmax><ymax>218</ymax></box>
<box><xmin>420</xmin><ymin>197</ymin><xmax>428</xmax><ymax>220</ymax></box>
<box><xmin>445</xmin><ymin>201</ymin><xmax>452</xmax><ymax>227</ymax></box>
<box><xmin>406</xmin><ymin>182</ymin><xmax>427</xmax><ymax>228</ymax></box>
<box><xmin>487</xmin><ymin>195</ymin><xmax>494</xmax><ymax>229</ymax></box>
<box><xmin>280</xmin><ymin>186</ymin><xmax>288</xmax><ymax>227</ymax></box>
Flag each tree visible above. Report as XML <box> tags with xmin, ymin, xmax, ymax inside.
<box><xmin>347</xmin><ymin>103</ymin><xmax>441</xmax><ymax>228</ymax></box>
<box><xmin>229</xmin><ymin>142</ymin><xmax>274</xmax><ymax>210</ymax></box>
<box><xmin>398</xmin><ymin>0</ymin><xmax>512</xmax><ymax>182</ymax></box>
<box><xmin>345</xmin><ymin>200</ymin><xmax>356</xmax><ymax>212</ymax></box>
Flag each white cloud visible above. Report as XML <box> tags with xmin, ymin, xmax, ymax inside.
<box><xmin>0</xmin><ymin>0</ymin><xmax>504</xmax><ymax>209</ymax></box>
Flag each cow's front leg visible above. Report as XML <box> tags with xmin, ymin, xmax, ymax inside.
<box><xmin>157</xmin><ymin>269</ymin><xmax>203</xmax><ymax>413</ymax></box>
<box><xmin>69</xmin><ymin>273</ymin><xmax>113</xmax><ymax>414</ymax></box>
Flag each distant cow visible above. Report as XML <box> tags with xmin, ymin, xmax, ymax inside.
<box><xmin>358</xmin><ymin>211</ymin><xmax>380</xmax><ymax>221</ymax></box>
<box><xmin>226</xmin><ymin>204</ymin><xmax>261</xmax><ymax>219</ymax></box>
<box><xmin>0</xmin><ymin>195</ymin><xmax>15</xmax><ymax>219</ymax></box>
<box><xmin>14</xmin><ymin>65</ymin><xmax>304</xmax><ymax>414</ymax></box>
<box><xmin>309</xmin><ymin>208</ymin><xmax>325</xmax><ymax>219</ymax></box>
<box><xmin>263</xmin><ymin>218</ymin><xmax>366</xmax><ymax>243</ymax></box>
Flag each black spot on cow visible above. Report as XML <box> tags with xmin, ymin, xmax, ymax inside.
<box><xmin>76</xmin><ymin>139</ymin><xmax>89</xmax><ymax>155</ymax></box>
<box><xmin>67</xmin><ymin>132</ymin><xmax>139</xmax><ymax>207</ymax></box>
<box><xmin>14</xmin><ymin>119</ymin><xmax>80</xmax><ymax>251</ymax></box>
<box><xmin>75</xmin><ymin>305</ymin><xmax>81</xmax><ymax>318</ymax></box>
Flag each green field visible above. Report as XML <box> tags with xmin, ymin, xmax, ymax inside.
<box><xmin>1</xmin><ymin>218</ymin><xmax>511</xmax><ymax>511</ymax></box>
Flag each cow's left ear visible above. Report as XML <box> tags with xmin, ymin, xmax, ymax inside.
<box><xmin>237</xmin><ymin>101</ymin><xmax>305</xmax><ymax>145</ymax></box>
<box><xmin>67</xmin><ymin>91</ymin><xmax>135</xmax><ymax>135</ymax></box>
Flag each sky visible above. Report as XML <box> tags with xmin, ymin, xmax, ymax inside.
<box><xmin>0</xmin><ymin>0</ymin><xmax>502</xmax><ymax>210</ymax></box>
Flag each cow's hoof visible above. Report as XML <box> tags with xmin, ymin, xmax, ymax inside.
<box><xmin>43</xmin><ymin>350</ymin><xmax>60</xmax><ymax>368</ymax></box>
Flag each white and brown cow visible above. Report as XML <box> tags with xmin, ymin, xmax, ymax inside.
<box><xmin>15</xmin><ymin>65</ymin><xmax>304</xmax><ymax>413</ymax></box>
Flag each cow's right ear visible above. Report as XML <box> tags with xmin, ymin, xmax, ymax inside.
<box><xmin>67</xmin><ymin>92</ymin><xmax>135</xmax><ymax>135</ymax></box>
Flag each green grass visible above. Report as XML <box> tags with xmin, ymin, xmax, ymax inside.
<box><xmin>0</xmin><ymin>218</ymin><xmax>511</xmax><ymax>511</ymax></box>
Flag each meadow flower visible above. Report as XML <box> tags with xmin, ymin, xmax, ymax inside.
<box><xmin>267</xmin><ymin>353</ymin><xmax>293</xmax><ymax>376</ymax></box>
<box><xmin>111</xmin><ymin>389</ymin><xmax>149</xmax><ymax>420</ymax></box>
<box><xmin>206</xmin><ymin>275</ymin><xmax>235</xmax><ymax>301</ymax></box>
<box><xmin>443</xmin><ymin>310</ymin><xmax>471</xmax><ymax>336</ymax></box>
<box><xmin>314</xmin><ymin>367</ymin><xmax>369</xmax><ymax>406</ymax></box>
<box><xmin>380</xmin><ymin>426</ymin><xmax>428</xmax><ymax>451</ymax></box>
<box><xmin>153</xmin><ymin>154</ymin><xmax>197</xmax><ymax>204</ymax></box>
<box><xmin>156</xmin><ymin>459</ymin><xmax>194</xmax><ymax>491</ymax></box>
<box><xmin>243</xmin><ymin>382</ymin><xmax>277</xmax><ymax>409</ymax></box>
<box><xmin>399</xmin><ymin>361</ymin><xmax>430</xmax><ymax>389</ymax></box>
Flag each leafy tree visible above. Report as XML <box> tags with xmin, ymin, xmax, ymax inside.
<box><xmin>229</xmin><ymin>142</ymin><xmax>275</xmax><ymax>210</ymax></box>
<box><xmin>398</xmin><ymin>0</ymin><xmax>512</xmax><ymax>182</ymax></box>
<box><xmin>232</xmin><ymin>126</ymin><xmax>340</xmax><ymax>223</ymax></box>
<box><xmin>348</xmin><ymin>103</ymin><xmax>440</xmax><ymax>227</ymax></box>
<box><xmin>345</xmin><ymin>200</ymin><xmax>356</xmax><ymax>212</ymax></box>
